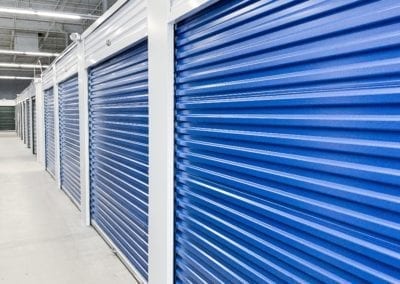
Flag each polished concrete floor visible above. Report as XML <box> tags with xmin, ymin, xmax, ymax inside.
<box><xmin>0</xmin><ymin>132</ymin><xmax>136</xmax><ymax>284</ymax></box>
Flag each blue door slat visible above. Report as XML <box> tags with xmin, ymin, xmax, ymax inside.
<box><xmin>89</xmin><ymin>40</ymin><xmax>149</xmax><ymax>281</ymax></box>
<box><xmin>174</xmin><ymin>0</ymin><xmax>400</xmax><ymax>283</ymax></box>
<box><xmin>44</xmin><ymin>88</ymin><xmax>56</xmax><ymax>178</ymax></box>
<box><xmin>59</xmin><ymin>75</ymin><xmax>81</xmax><ymax>207</ymax></box>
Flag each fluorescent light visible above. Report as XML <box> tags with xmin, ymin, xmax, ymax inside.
<box><xmin>37</xmin><ymin>11</ymin><xmax>80</xmax><ymax>20</ymax></box>
<box><xmin>0</xmin><ymin>49</ymin><xmax>59</xmax><ymax>57</ymax></box>
<box><xmin>0</xmin><ymin>62</ymin><xmax>49</xmax><ymax>68</ymax></box>
<box><xmin>0</xmin><ymin>7</ymin><xmax>98</xmax><ymax>20</ymax></box>
<box><xmin>0</xmin><ymin>7</ymin><xmax>35</xmax><ymax>16</ymax></box>
<box><xmin>0</xmin><ymin>76</ymin><xmax>34</xmax><ymax>80</ymax></box>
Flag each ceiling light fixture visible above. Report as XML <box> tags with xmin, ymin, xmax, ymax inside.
<box><xmin>0</xmin><ymin>7</ymin><xmax>98</xmax><ymax>20</ymax></box>
<box><xmin>0</xmin><ymin>63</ymin><xmax>49</xmax><ymax>68</ymax></box>
<box><xmin>0</xmin><ymin>76</ymin><xmax>35</xmax><ymax>80</ymax></box>
<box><xmin>0</xmin><ymin>49</ymin><xmax>59</xmax><ymax>57</ymax></box>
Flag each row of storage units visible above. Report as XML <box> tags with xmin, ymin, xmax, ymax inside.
<box><xmin>16</xmin><ymin>0</ymin><xmax>400</xmax><ymax>283</ymax></box>
<box><xmin>15</xmin><ymin>83</ymin><xmax>37</xmax><ymax>155</ymax></box>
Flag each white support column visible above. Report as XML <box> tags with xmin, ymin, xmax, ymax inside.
<box><xmin>35</xmin><ymin>79</ymin><xmax>46</xmax><ymax>169</ymax></box>
<box><xmin>53</xmin><ymin>67</ymin><xmax>61</xmax><ymax>189</ymax></box>
<box><xmin>148</xmin><ymin>0</ymin><xmax>175</xmax><ymax>283</ymax></box>
<box><xmin>78</xmin><ymin>39</ymin><xmax>91</xmax><ymax>226</ymax></box>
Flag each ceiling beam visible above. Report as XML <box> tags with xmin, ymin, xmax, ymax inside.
<box><xmin>0</xmin><ymin>17</ymin><xmax>86</xmax><ymax>33</ymax></box>
<box><xmin>40</xmin><ymin>0</ymin><xmax>64</xmax><ymax>50</ymax></box>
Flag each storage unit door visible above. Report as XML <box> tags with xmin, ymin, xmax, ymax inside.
<box><xmin>32</xmin><ymin>98</ymin><xmax>37</xmax><ymax>155</ymax></box>
<box><xmin>17</xmin><ymin>105</ymin><xmax>21</xmax><ymax>138</ymax></box>
<box><xmin>45</xmin><ymin>88</ymin><xmax>56</xmax><ymax>177</ymax></box>
<box><xmin>26</xmin><ymin>100</ymin><xmax>31</xmax><ymax>148</ymax></box>
<box><xmin>59</xmin><ymin>75</ymin><xmax>81</xmax><ymax>207</ymax></box>
<box><xmin>89</xmin><ymin>40</ymin><xmax>149</xmax><ymax>280</ymax></box>
<box><xmin>15</xmin><ymin>105</ymin><xmax>19</xmax><ymax>135</ymax></box>
<box><xmin>174</xmin><ymin>1</ymin><xmax>400</xmax><ymax>283</ymax></box>
<box><xmin>16</xmin><ymin>105</ymin><xmax>19</xmax><ymax>136</ymax></box>
<box><xmin>23</xmin><ymin>102</ymin><xmax>26</xmax><ymax>144</ymax></box>
<box><xmin>0</xmin><ymin>106</ymin><xmax>15</xmax><ymax>131</ymax></box>
<box><xmin>19</xmin><ymin>104</ymin><xmax>23</xmax><ymax>139</ymax></box>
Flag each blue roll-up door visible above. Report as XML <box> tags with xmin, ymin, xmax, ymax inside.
<box><xmin>26</xmin><ymin>100</ymin><xmax>31</xmax><ymax>148</ymax></box>
<box><xmin>17</xmin><ymin>104</ymin><xmax>21</xmax><ymax>138</ymax></box>
<box><xmin>32</xmin><ymin>97</ymin><xmax>37</xmax><ymax>155</ymax></box>
<box><xmin>19</xmin><ymin>104</ymin><xmax>23</xmax><ymax>140</ymax></box>
<box><xmin>174</xmin><ymin>1</ymin><xmax>400</xmax><ymax>283</ymax></box>
<box><xmin>59</xmin><ymin>75</ymin><xmax>81</xmax><ymax>207</ymax></box>
<box><xmin>89</xmin><ymin>40</ymin><xmax>149</xmax><ymax>280</ymax></box>
<box><xmin>45</xmin><ymin>87</ymin><xmax>56</xmax><ymax>178</ymax></box>
<box><xmin>23</xmin><ymin>102</ymin><xmax>27</xmax><ymax>144</ymax></box>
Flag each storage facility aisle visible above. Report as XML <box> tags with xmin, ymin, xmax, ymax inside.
<box><xmin>0</xmin><ymin>132</ymin><xmax>136</xmax><ymax>284</ymax></box>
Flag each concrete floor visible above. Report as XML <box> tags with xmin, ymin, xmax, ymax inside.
<box><xmin>0</xmin><ymin>132</ymin><xmax>136</xmax><ymax>284</ymax></box>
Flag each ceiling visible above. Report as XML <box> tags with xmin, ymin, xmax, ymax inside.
<box><xmin>0</xmin><ymin>0</ymin><xmax>116</xmax><ymax>84</ymax></box>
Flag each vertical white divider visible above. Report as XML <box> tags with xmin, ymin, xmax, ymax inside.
<box><xmin>36</xmin><ymin>79</ymin><xmax>46</xmax><ymax>169</ymax></box>
<box><xmin>78</xmin><ymin>39</ymin><xmax>91</xmax><ymax>226</ymax></box>
<box><xmin>148</xmin><ymin>0</ymin><xmax>175</xmax><ymax>283</ymax></box>
<box><xmin>54</xmin><ymin>67</ymin><xmax>61</xmax><ymax>189</ymax></box>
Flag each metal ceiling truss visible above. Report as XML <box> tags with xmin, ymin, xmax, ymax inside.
<box><xmin>0</xmin><ymin>0</ymin><xmax>114</xmax><ymax>83</ymax></box>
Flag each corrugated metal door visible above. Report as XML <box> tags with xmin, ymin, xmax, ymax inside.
<box><xmin>15</xmin><ymin>105</ymin><xmax>19</xmax><ymax>135</ymax></box>
<box><xmin>174</xmin><ymin>1</ymin><xmax>400</xmax><ymax>283</ymax></box>
<box><xmin>45</xmin><ymin>88</ymin><xmax>56</xmax><ymax>178</ymax></box>
<box><xmin>0</xmin><ymin>106</ymin><xmax>15</xmax><ymax>130</ymax></box>
<box><xmin>32</xmin><ymin>97</ymin><xmax>37</xmax><ymax>155</ymax></box>
<box><xmin>19</xmin><ymin>104</ymin><xmax>23</xmax><ymax>138</ymax></box>
<box><xmin>89</xmin><ymin>40</ymin><xmax>149</xmax><ymax>280</ymax></box>
<box><xmin>23</xmin><ymin>102</ymin><xmax>27</xmax><ymax>144</ymax></box>
<box><xmin>26</xmin><ymin>100</ymin><xmax>31</xmax><ymax>148</ymax></box>
<box><xmin>59</xmin><ymin>75</ymin><xmax>81</xmax><ymax>207</ymax></box>
<box><xmin>17</xmin><ymin>104</ymin><xmax>21</xmax><ymax>137</ymax></box>
<box><xmin>19</xmin><ymin>104</ymin><xmax>23</xmax><ymax>139</ymax></box>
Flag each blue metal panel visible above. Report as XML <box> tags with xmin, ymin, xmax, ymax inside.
<box><xmin>89</xmin><ymin>40</ymin><xmax>149</xmax><ymax>280</ymax></box>
<box><xmin>19</xmin><ymin>104</ymin><xmax>23</xmax><ymax>140</ymax></box>
<box><xmin>174</xmin><ymin>0</ymin><xmax>400</xmax><ymax>283</ymax></box>
<box><xmin>32</xmin><ymin>97</ymin><xmax>37</xmax><ymax>155</ymax></box>
<box><xmin>59</xmin><ymin>75</ymin><xmax>81</xmax><ymax>207</ymax></box>
<box><xmin>23</xmin><ymin>101</ymin><xmax>27</xmax><ymax>145</ymax></box>
<box><xmin>45</xmin><ymin>87</ymin><xmax>56</xmax><ymax>178</ymax></box>
<box><xmin>26</xmin><ymin>100</ymin><xmax>31</xmax><ymax>148</ymax></box>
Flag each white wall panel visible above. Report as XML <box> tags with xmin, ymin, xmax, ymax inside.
<box><xmin>84</xmin><ymin>0</ymin><xmax>147</xmax><ymax>68</ymax></box>
<box><xmin>56</xmin><ymin>44</ymin><xmax>78</xmax><ymax>83</ymax></box>
<box><xmin>169</xmin><ymin>0</ymin><xmax>216</xmax><ymax>22</ymax></box>
<box><xmin>0</xmin><ymin>99</ymin><xmax>16</xmax><ymax>106</ymax></box>
<box><xmin>42</xmin><ymin>68</ymin><xmax>54</xmax><ymax>90</ymax></box>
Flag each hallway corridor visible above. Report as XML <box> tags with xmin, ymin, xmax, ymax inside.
<box><xmin>0</xmin><ymin>132</ymin><xmax>135</xmax><ymax>284</ymax></box>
